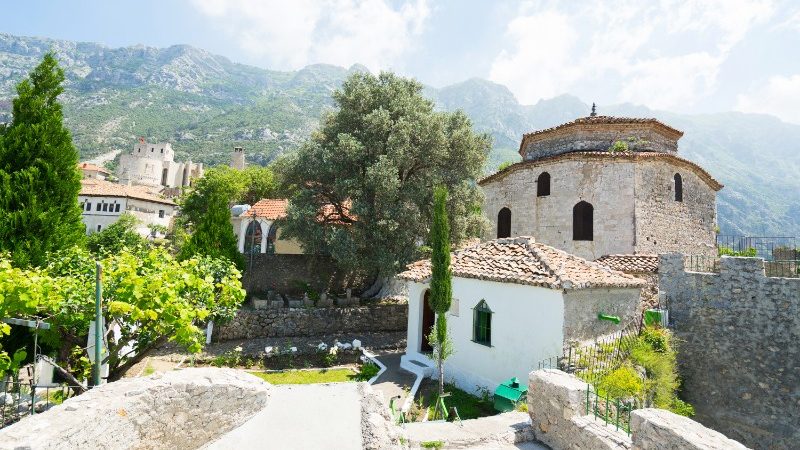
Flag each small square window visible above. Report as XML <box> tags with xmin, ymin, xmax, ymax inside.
<box><xmin>159</xmin><ymin>210</ymin><xmax>165</xmax><ymax>218</ymax></box>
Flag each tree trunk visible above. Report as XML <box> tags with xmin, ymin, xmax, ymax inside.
<box><xmin>360</xmin><ymin>275</ymin><xmax>386</xmax><ymax>298</ymax></box>
<box><xmin>107</xmin><ymin>336</ymin><xmax>167</xmax><ymax>382</ymax></box>
<box><xmin>438</xmin><ymin>355</ymin><xmax>444</xmax><ymax>395</ymax></box>
<box><xmin>46</xmin><ymin>357</ymin><xmax>87</xmax><ymax>396</ymax></box>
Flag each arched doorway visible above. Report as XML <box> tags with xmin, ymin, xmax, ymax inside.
<box><xmin>497</xmin><ymin>207</ymin><xmax>511</xmax><ymax>238</ymax></box>
<box><xmin>420</xmin><ymin>290</ymin><xmax>435</xmax><ymax>352</ymax></box>
<box><xmin>244</xmin><ymin>221</ymin><xmax>263</xmax><ymax>254</ymax></box>
<box><xmin>266</xmin><ymin>223</ymin><xmax>277</xmax><ymax>255</ymax></box>
<box><xmin>573</xmin><ymin>201</ymin><xmax>594</xmax><ymax>241</ymax></box>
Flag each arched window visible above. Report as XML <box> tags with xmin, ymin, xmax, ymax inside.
<box><xmin>244</xmin><ymin>221</ymin><xmax>263</xmax><ymax>254</ymax></box>
<box><xmin>573</xmin><ymin>201</ymin><xmax>593</xmax><ymax>241</ymax></box>
<box><xmin>266</xmin><ymin>224</ymin><xmax>278</xmax><ymax>255</ymax></box>
<box><xmin>674</xmin><ymin>173</ymin><xmax>683</xmax><ymax>202</ymax></box>
<box><xmin>473</xmin><ymin>300</ymin><xmax>492</xmax><ymax>346</ymax></box>
<box><xmin>497</xmin><ymin>207</ymin><xmax>511</xmax><ymax>238</ymax></box>
<box><xmin>537</xmin><ymin>172</ymin><xmax>551</xmax><ymax>197</ymax></box>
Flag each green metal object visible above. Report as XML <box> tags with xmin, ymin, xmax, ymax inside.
<box><xmin>494</xmin><ymin>377</ymin><xmax>527</xmax><ymax>412</ymax></box>
<box><xmin>94</xmin><ymin>261</ymin><xmax>103</xmax><ymax>387</ymax></box>
<box><xmin>644</xmin><ymin>309</ymin><xmax>663</xmax><ymax>326</ymax></box>
<box><xmin>597</xmin><ymin>313</ymin><xmax>620</xmax><ymax>324</ymax></box>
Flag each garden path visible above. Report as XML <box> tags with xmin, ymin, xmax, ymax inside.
<box><xmin>204</xmin><ymin>383</ymin><xmax>363</xmax><ymax>450</ymax></box>
<box><xmin>371</xmin><ymin>351</ymin><xmax>416</xmax><ymax>409</ymax></box>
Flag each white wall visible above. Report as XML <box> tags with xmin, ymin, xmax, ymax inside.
<box><xmin>405</xmin><ymin>277</ymin><xmax>565</xmax><ymax>395</ymax></box>
<box><xmin>79</xmin><ymin>195</ymin><xmax>174</xmax><ymax>237</ymax></box>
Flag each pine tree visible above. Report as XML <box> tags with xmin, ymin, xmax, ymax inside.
<box><xmin>428</xmin><ymin>185</ymin><xmax>453</xmax><ymax>395</ymax></box>
<box><xmin>0</xmin><ymin>52</ymin><xmax>85</xmax><ymax>267</ymax></box>
<box><xmin>179</xmin><ymin>182</ymin><xmax>244</xmax><ymax>270</ymax></box>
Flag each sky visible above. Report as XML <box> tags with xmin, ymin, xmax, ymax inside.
<box><xmin>2</xmin><ymin>0</ymin><xmax>800</xmax><ymax>123</ymax></box>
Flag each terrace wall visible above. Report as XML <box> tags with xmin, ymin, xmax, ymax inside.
<box><xmin>658</xmin><ymin>254</ymin><xmax>800</xmax><ymax>450</ymax></box>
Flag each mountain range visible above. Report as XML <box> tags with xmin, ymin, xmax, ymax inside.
<box><xmin>1</xmin><ymin>32</ymin><xmax>799</xmax><ymax>238</ymax></box>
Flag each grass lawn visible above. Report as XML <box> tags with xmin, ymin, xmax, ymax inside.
<box><xmin>248</xmin><ymin>368</ymin><xmax>358</xmax><ymax>385</ymax></box>
<box><xmin>410</xmin><ymin>380</ymin><xmax>497</xmax><ymax>421</ymax></box>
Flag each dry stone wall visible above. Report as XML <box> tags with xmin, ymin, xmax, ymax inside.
<box><xmin>658</xmin><ymin>254</ymin><xmax>800</xmax><ymax>450</ymax></box>
<box><xmin>241</xmin><ymin>253</ymin><xmax>370</xmax><ymax>297</ymax></box>
<box><xmin>0</xmin><ymin>368</ymin><xmax>270</xmax><ymax>450</ymax></box>
<box><xmin>215</xmin><ymin>304</ymin><xmax>408</xmax><ymax>340</ymax></box>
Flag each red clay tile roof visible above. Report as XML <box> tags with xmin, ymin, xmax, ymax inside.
<box><xmin>479</xmin><ymin>151</ymin><xmax>723</xmax><ymax>191</ymax></box>
<box><xmin>250</xmin><ymin>199</ymin><xmax>289</xmax><ymax>220</ymax></box>
<box><xmin>595</xmin><ymin>254</ymin><xmax>659</xmax><ymax>274</ymax></box>
<box><xmin>79</xmin><ymin>179</ymin><xmax>175</xmax><ymax>206</ymax></box>
<box><xmin>78</xmin><ymin>162</ymin><xmax>110</xmax><ymax>174</ymax></box>
<box><xmin>398</xmin><ymin>237</ymin><xmax>645</xmax><ymax>290</ymax></box>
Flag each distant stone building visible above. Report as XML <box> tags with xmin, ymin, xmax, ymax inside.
<box><xmin>79</xmin><ymin>178</ymin><xmax>176</xmax><ymax>236</ymax></box>
<box><xmin>117</xmin><ymin>139</ymin><xmax>203</xmax><ymax>190</ymax></box>
<box><xmin>480</xmin><ymin>113</ymin><xmax>723</xmax><ymax>260</ymax></box>
<box><xmin>77</xmin><ymin>162</ymin><xmax>110</xmax><ymax>180</ymax></box>
<box><xmin>230</xmin><ymin>146</ymin><xmax>245</xmax><ymax>170</ymax></box>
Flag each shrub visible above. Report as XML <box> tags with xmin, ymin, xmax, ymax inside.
<box><xmin>608</xmin><ymin>140</ymin><xmax>629</xmax><ymax>153</ymax></box>
<box><xmin>597</xmin><ymin>365</ymin><xmax>643</xmax><ymax>399</ymax></box>
<box><xmin>355</xmin><ymin>361</ymin><xmax>380</xmax><ymax>381</ymax></box>
<box><xmin>718</xmin><ymin>246</ymin><xmax>757</xmax><ymax>257</ymax></box>
<box><xmin>671</xmin><ymin>398</ymin><xmax>695</xmax><ymax>417</ymax></box>
<box><xmin>640</xmin><ymin>326</ymin><xmax>669</xmax><ymax>353</ymax></box>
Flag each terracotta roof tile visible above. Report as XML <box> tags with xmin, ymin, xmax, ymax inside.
<box><xmin>398</xmin><ymin>237</ymin><xmax>645</xmax><ymax>290</ymax></box>
<box><xmin>79</xmin><ymin>179</ymin><xmax>175</xmax><ymax>206</ymax></box>
<box><xmin>595</xmin><ymin>254</ymin><xmax>659</xmax><ymax>274</ymax></box>
<box><xmin>250</xmin><ymin>199</ymin><xmax>289</xmax><ymax>220</ymax></box>
<box><xmin>479</xmin><ymin>151</ymin><xmax>723</xmax><ymax>191</ymax></box>
<box><xmin>78</xmin><ymin>162</ymin><xmax>110</xmax><ymax>174</ymax></box>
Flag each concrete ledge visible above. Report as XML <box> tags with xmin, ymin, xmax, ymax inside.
<box><xmin>631</xmin><ymin>409</ymin><xmax>749</xmax><ymax>450</ymax></box>
<box><xmin>0</xmin><ymin>368</ymin><xmax>270</xmax><ymax>450</ymax></box>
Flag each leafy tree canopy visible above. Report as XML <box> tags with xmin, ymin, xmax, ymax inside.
<box><xmin>86</xmin><ymin>213</ymin><xmax>147</xmax><ymax>255</ymax></box>
<box><xmin>0</xmin><ymin>52</ymin><xmax>85</xmax><ymax>267</ymax></box>
<box><xmin>0</xmin><ymin>247</ymin><xmax>244</xmax><ymax>381</ymax></box>
<box><xmin>281</xmin><ymin>72</ymin><xmax>490</xmax><ymax>280</ymax></box>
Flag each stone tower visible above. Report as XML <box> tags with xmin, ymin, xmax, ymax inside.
<box><xmin>231</xmin><ymin>146</ymin><xmax>246</xmax><ymax>170</ymax></box>
<box><xmin>479</xmin><ymin>114</ymin><xmax>723</xmax><ymax>260</ymax></box>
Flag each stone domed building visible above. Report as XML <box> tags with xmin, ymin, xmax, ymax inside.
<box><xmin>480</xmin><ymin>109</ymin><xmax>723</xmax><ymax>261</ymax></box>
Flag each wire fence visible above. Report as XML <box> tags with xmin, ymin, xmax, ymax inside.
<box><xmin>586</xmin><ymin>383</ymin><xmax>640</xmax><ymax>435</ymax></box>
<box><xmin>0</xmin><ymin>380</ymin><xmax>84</xmax><ymax>430</ymax></box>
<box><xmin>537</xmin><ymin>320</ymin><xmax>642</xmax><ymax>386</ymax></box>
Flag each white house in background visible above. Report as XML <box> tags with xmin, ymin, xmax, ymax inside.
<box><xmin>117</xmin><ymin>139</ymin><xmax>204</xmax><ymax>190</ymax></box>
<box><xmin>397</xmin><ymin>236</ymin><xmax>644</xmax><ymax>395</ymax></box>
<box><xmin>78</xmin><ymin>162</ymin><xmax>111</xmax><ymax>180</ymax></box>
<box><xmin>79</xmin><ymin>178</ymin><xmax>176</xmax><ymax>236</ymax></box>
<box><xmin>230</xmin><ymin>199</ymin><xmax>304</xmax><ymax>255</ymax></box>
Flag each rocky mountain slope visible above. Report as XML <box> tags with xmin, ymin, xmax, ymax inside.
<box><xmin>1</xmin><ymin>32</ymin><xmax>799</xmax><ymax>237</ymax></box>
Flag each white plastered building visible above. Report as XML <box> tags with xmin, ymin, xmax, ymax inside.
<box><xmin>230</xmin><ymin>199</ymin><xmax>304</xmax><ymax>255</ymax></box>
<box><xmin>79</xmin><ymin>179</ymin><xmax>176</xmax><ymax>236</ymax></box>
<box><xmin>397</xmin><ymin>236</ymin><xmax>644</xmax><ymax>395</ymax></box>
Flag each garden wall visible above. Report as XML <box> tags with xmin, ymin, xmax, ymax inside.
<box><xmin>241</xmin><ymin>253</ymin><xmax>370</xmax><ymax>296</ymax></box>
<box><xmin>527</xmin><ymin>369</ymin><xmax>748</xmax><ymax>450</ymax></box>
<box><xmin>658</xmin><ymin>254</ymin><xmax>800</xmax><ymax>450</ymax></box>
<box><xmin>215</xmin><ymin>304</ymin><xmax>408</xmax><ymax>340</ymax></box>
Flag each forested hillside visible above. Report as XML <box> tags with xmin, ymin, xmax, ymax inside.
<box><xmin>2</xmin><ymin>33</ymin><xmax>799</xmax><ymax>236</ymax></box>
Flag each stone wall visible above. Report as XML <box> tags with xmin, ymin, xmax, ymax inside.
<box><xmin>658</xmin><ymin>254</ymin><xmax>800</xmax><ymax>450</ymax></box>
<box><xmin>0</xmin><ymin>368</ymin><xmax>270</xmax><ymax>450</ymax></box>
<box><xmin>527</xmin><ymin>369</ymin><xmax>749</xmax><ymax>450</ymax></box>
<box><xmin>562</xmin><ymin>287</ymin><xmax>641</xmax><ymax>343</ymax></box>
<box><xmin>480</xmin><ymin>156</ymin><xmax>718</xmax><ymax>260</ymax></box>
<box><xmin>215</xmin><ymin>304</ymin><xmax>408</xmax><ymax>340</ymax></box>
<box><xmin>241</xmin><ymin>253</ymin><xmax>369</xmax><ymax>296</ymax></box>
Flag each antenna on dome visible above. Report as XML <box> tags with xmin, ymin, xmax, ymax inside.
<box><xmin>590</xmin><ymin>103</ymin><xmax>597</xmax><ymax>117</ymax></box>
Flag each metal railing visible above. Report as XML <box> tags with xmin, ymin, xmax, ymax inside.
<box><xmin>537</xmin><ymin>320</ymin><xmax>641</xmax><ymax>385</ymax></box>
<box><xmin>684</xmin><ymin>254</ymin><xmax>720</xmax><ymax>273</ymax></box>
<box><xmin>684</xmin><ymin>255</ymin><xmax>800</xmax><ymax>278</ymax></box>
<box><xmin>716</xmin><ymin>235</ymin><xmax>797</xmax><ymax>261</ymax></box>
<box><xmin>586</xmin><ymin>383</ymin><xmax>639</xmax><ymax>435</ymax></box>
<box><xmin>765</xmin><ymin>260</ymin><xmax>800</xmax><ymax>278</ymax></box>
<box><xmin>1</xmin><ymin>380</ymin><xmax>83</xmax><ymax>430</ymax></box>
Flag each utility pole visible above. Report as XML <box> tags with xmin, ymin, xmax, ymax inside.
<box><xmin>94</xmin><ymin>261</ymin><xmax>103</xmax><ymax>387</ymax></box>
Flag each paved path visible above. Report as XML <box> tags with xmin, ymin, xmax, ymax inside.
<box><xmin>405</xmin><ymin>411</ymin><xmax>549</xmax><ymax>449</ymax></box>
<box><xmin>204</xmin><ymin>383</ymin><xmax>363</xmax><ymax>450</ymax></box>
<box><xmin>371</xmin><ymin>351</ymin><xmax>417</xmax><ymax>409</ymax></box>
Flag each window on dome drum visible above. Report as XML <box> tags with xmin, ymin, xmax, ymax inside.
<box><xmin>674</xmin><ymin>173</ymin><xmax>683</xmax><ymax>202</ymax></box>
<box><xmin>573</xmin><ymin>201</ymin><xmax>594</xmax><ymax>241</ymax></box>
<box><xmin>473</xmin><ymin>300</ymin><xmax>492</xmax><ymax>346</ymax></box>
<box><xmin>537</xmin><ymin>172</ymin><xmax>551</xmax><ymax>197</ymax></box>
<box><xmin>497</xmin><ymin>207</ymin><xmax>511</xmax><ymax>238</ymax></box>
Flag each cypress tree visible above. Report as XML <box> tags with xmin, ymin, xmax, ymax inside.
<box><xmin>179</xmin><ymin>187</ymin><xmax>245</xmax><ymax>271</ymax></box>
<box><xmin>0</xmin><ymin>52</ymin><xmax>85</xmax><ymax>267</ymax></box>
<box><xmin>428</xmin><ymin>186</ymin><xmax>453</xmax><ymax>395</ymax></box>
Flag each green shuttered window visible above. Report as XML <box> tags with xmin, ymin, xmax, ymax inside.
<box><xmin>473</xmin><ymin>300</ymin><xmax>492</xmax><ymax>346</ymax></box>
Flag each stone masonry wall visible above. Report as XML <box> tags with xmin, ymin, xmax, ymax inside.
<box><xmin>658</xmin><ymin>254</ymin><xmax>800</xmax><ymax>450</ymax></box>
<box><xmin>0</xmin><ymin>368</ymin><xmax>270</xmax><ymax>450</ymax></box>
<box><xmin>215</xmin><ymin>304</ymin><xmax>408</xmax><ymax>340</ymax></box>
<box><xmin>481</xmin><ymin>159</ymin><xmax>637</xmax><ymax>261</ymax></box>
<box><xmin>241</xmin><ymin>253</ymin><xmax>370</xmax><ymax>296</ymax></box>
<box><xmin>634</xmin><ymin>161</ymin><xmax>717</xmax><ymax>257</ymax></box>
<box><xmin>562</xmin><ymin>287</ymin><xmax>641</xmax><ymax>344</ymax></box>
<box><xmin>522</xmin><ymin>124</ymin><xmax>678</xmax><ymax>160</ymax></box>
<box><xmin>528</xmin><ymin>369</ymin><xmax>749</xmax><ymax>450</ymax></box>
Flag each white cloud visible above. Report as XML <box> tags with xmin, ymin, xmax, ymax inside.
<box><xmin>489</xmin><ymin>0</ymin><xmax>775</xmax><ymax>111</ymax></box>
<box><xmin>191</xmin><ymin>0</ymin><xmax>430</xmax><ymax>71</ymax></box>
<box><xmin>736</xmin><ymin>74</ymin><xmax>800</xmax><ymax>124</ymax></box>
